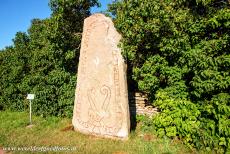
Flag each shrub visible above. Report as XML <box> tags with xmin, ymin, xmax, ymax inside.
<box><xmin>110</xmin><ymin>0</ymin><xmax>230</xmax><ymax>152</ymax></box>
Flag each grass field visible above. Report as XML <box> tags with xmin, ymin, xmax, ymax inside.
<box><xmin>0</xmin><ymin>111</ymin><xmax>196</xmax><ymax>154</ymax></box>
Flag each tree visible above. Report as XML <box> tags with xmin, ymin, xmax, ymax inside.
<box><xmin>0</xmin><ymin>32</ymin><xmax>30</xmax><ymax>111</ymax></box>
<box><xmin>0</xmin><ymin>0</ymin><xmax>100</xmax><ymax>117</ymax></box>
<box><xmin>109</xmin><ymin>0</ymin><xmax>230</xmax><ymax>152</ymax></box>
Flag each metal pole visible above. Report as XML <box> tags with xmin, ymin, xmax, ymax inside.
<box><xmin>30</xmin><ymin>100</ymin><xmax>32</xmax><ymax>125</ymax></box>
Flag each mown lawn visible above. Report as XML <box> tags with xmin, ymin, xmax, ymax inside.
<box><xmin>0</xmin><ymin>111</ymin><xmax>195</xmax><ymax>154</ymax></box>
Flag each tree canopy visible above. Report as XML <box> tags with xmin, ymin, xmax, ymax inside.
<box><xmin>0</xmin><ymin>0</ymin><xmax>100</xmax><ymax>117</ymax></box>
<box><xmin>109</xmin><ymin>0</ymin><xmax>230</xmax><ymax>152</ymax></box>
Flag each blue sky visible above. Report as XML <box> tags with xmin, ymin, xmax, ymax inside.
<box><xmin>0</xmin><ymin>0</ymin><xmax>112</xmax><ymax>50</ymax></box>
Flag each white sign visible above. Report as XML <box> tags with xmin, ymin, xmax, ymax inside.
<box><xmin>27</xmin><ymin>94</ymin><xmax>35</xmax><ymax>100</ymax></box>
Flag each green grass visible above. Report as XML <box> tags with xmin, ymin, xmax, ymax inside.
<box><xmin>0</xmin><ymin>111</ymin><xmax>194</xmax><ymax>154</ymax></box>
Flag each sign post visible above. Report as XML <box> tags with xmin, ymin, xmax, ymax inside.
<box><xmin>26</xmin><ymin>94</ymin><xmax>35</xmax><ymax>125</ymax></box>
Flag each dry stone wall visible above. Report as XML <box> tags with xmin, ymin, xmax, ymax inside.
<box><xmin>129</xmin><ymin>92</ymin><xmax>159</xmax><ymax>117</ymax></box>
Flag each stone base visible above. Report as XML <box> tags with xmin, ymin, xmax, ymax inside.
<box><xmin>73</xmin><ymin>126</ymin><xmax>129</xmax><ymax>140</ymax></box>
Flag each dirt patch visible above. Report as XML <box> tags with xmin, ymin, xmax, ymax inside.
<box><xmin>112</xmin><ymin>151</ymin><xmax>128</xmax><ymax>154</ymax></box>
<box><xmin>61</xmin><ymin>125</ymin><xmax>74</xmax><ymax>132</ymax></box>
<box><xmin>143</xmin><ymin>134</ymin><xmax>157</xmax><ymax>141</ymax></box>
<box><xmin>89</xmin><ymin>135</ymin><xmax>100</xmax><ymax>140</ymax></box>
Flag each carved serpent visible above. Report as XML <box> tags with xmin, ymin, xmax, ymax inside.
<box><xmin>87</xmin><ymin>85</ymin><xmax>111</xmax><ymax>124</ymax></box>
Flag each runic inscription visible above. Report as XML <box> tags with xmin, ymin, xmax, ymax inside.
<box><xmin>72</xmin><ymin>14</ymin><xmax>130</xmax><ymax>139</ymax></box>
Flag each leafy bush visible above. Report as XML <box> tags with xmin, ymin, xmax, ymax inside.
<box><xmin>110</xmin><ymin>0</ymin><xmax>230</xmax><ymax>152</ymax></box>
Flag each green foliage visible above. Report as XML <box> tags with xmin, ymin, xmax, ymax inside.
<box><xmin>110</xmin><ymin>0</ymin><xmax>230</xmax><ymax>152</ymax></box>
<box><xmin>153</xmin><ymin>92</ymin><xmax>201</xmax><ymax>147</ymax></box>
<box><xmin>0</xmin><ymin>0</ymin><xmax>99</xmax><ymax>117</ymax></box>
<box><xmin>136</xmin><ymin>115</ymin><xmax>154</xmax><ymax>132</ymax></box>
<box><xmin>0</xmin><ymin>33</ymin><xmax>30</xmax><ymax>111</ymax></box>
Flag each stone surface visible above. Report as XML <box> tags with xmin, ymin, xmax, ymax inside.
<box><xmin>0</xmin><ymin>147</ymin><xmax>4</xmax><ymax>154</ymax></box>
<box><xmin>129</xmin><ymin>92</ymin><xmax>159</xmax><ymax>117</ymax></box>
<box><xmin>72</xmin><ymin>14</ymin><xmax>130</xmax><ymax>139</ymax></box>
